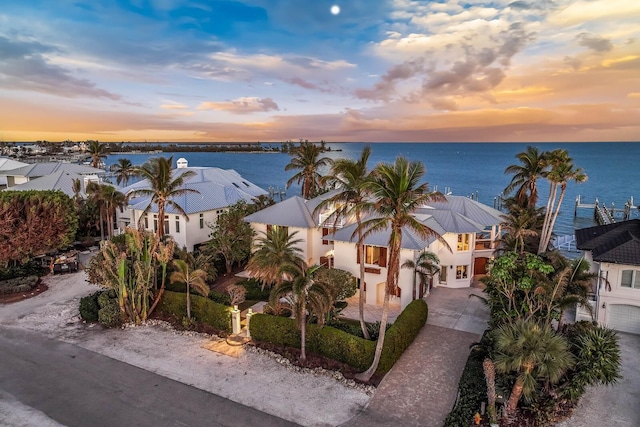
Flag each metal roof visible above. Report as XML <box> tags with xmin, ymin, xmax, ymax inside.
<box><xmin>4</xmin><ymin>170</ymin><xmax>100</xmax><ymax>197</ymax></box>
<box><xmin>125</xmin><ymin>166</ymin><xmax>267</xmax><ymax>215</ymax></box>
<box><xmin>244</xmin><ymin>196</ymin><xmax>316</xmax><ymax>228</ymax></box>
<box><xmin>0</xmin><ymin>158</ymin><xmax>28</xmax><ymax>172</ymax></box>
<box><xmin>1</xmin><ymin>162</ymin><xmax>103</xmax><ymax>178</ymax></box>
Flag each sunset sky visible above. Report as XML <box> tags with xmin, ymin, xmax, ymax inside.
<box><xmin>1</xmin><ymin>0</ymin><xmax>639</xmax><ymax>143</ymax></box>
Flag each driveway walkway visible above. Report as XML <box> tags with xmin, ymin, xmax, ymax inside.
<box><xmin>344</xmin><ymin>287</ymin><xmax>489</xmax><ymax>427</ymax></box>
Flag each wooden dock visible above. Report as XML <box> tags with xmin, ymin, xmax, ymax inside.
<box><xmin>575</xmin><ymin>195</ymin><xmax>638</xmax><ymax>225</ymax></box>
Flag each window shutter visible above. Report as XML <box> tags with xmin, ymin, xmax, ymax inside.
<box><xmin>266</xmin><ymin>224</ymin><xmax>272</xmax><ymax>233</ymax></box>
<box><xmin>322</xmin><ymin>227</ymin><xmax>329</xmax><ymax>245</ymax></box>
<box><xmin>379</xmin><ymin>247</ymin><xmax>387</xmax><ymax>267</ymax></box>
<box><xmin>356</xmin><ymin>246</ymin><xmax>361</xmax><ymax>264</ymax></box>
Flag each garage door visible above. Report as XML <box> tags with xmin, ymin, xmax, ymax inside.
<box><xmin>608</xmin><ymin>304</ymin><xmax>640</xmax><ymax>335</ymax></box>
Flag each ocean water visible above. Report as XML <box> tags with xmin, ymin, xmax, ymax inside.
<box><xmin>105</xmin><ymin>142</ymin><xmax>640</xmax><ymax>237</ymax></box>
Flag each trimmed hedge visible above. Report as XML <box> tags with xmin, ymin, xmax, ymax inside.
<box><xmin>443</xmin><ymin>350</ymin><xmax>486</xmax><ymax>427</ymax></box>
<box><xmin>250</xmin><ymin>299</ymin><xmax>428</xmax><ymax>373</ymax></box>
<box><xmin>157</xmin><ymin>290</ymin><xmax>232</xmax><ymax>333</ymax></box>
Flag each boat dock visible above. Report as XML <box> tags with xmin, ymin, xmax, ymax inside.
<box><xmin>575</xmin><ymin>195</ymin><xmax>638</xmax><ymax>225</ymax></box>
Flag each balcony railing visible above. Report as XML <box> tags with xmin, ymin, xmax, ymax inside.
<box><xmin>319</xmin><ymin>212</ymin><xmax>345</xmax><ymax>228</ymax></box>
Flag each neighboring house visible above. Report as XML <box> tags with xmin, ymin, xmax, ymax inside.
<box><xmin>576</xmin><ymin>219</ymin><xmax>640</xmax><ymax>334</ymax></box>
<box><xmin>0</xmin><ymin>158</ymin><xmax>28</xmax><ymax>188</ymax></box>
<box><xmin>245</xmin><ymin>194</ymin><xmax>502</xmax><ymax>309</ymax></box>
<box><xmin>0</xmin><ymin>162</ymin><xmax>103</xmax><ymax>188</ymax></box>
<box><xmin>3</xmin><ymin>170</ymin><xmax>100</xmax><ymax>198</ymax></box>
<box><xmin>119</xmin><ymin>159</ymin><xmax>267</xmax><ymax>251</ymax></box>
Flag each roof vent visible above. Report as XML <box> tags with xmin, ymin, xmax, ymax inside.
<box><xmin>176</xmin><ymin>158</ymin><xmax>188</xmax><ymax>169</ymax></box>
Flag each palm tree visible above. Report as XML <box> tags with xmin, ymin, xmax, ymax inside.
<box><xmin>270</xmin><ymin>260</ymin><xmax>333</xmax><ymax>361</ymax></box>
<box><xmin>355</xmin><ymin>157</ymin><xmax>447</xmax><ymax>382</ymax></box>
<box><xmin>504</xmin><ymin>146</ymin><xmax>547</xmax><ymax>208</ymax></box>
<box><xmin>129</xmin><ymin>157</ymin><xmax>199</xmax><ymax>241</ymax></box>
<box><xmin>112</xmin><ymin>158</ymin><xmax>136</xmax><ymax>186</ymax></box>
<box><xmin>245</xmin><ymin>227</ymin><xmax>304</xmax><ymax>289</ymax></box>
<box><xmin>86</xmin><ymin>182</ymin><xmax>106</xmax><ymax>241</ymax></box>
<box><xmin>285</xmin><ymin>141</ymin><xmax>333</xmax><ymax>199</ymax></box>
<box><xmin>87</xmin><ymin>140</ymin><xmax>108</xmax><ymax>169</ymax></box>
<box><xmin>71</xmin><ymin>178</ymin><xmax>83</xmax><ymax>206</ymax></box>
<box><xmin>86</xmin><ymin>183</ymin><xmax>126</xmax><ymax>240</ymax></box>
<box><xmin>169</xmin><ymin>259</ymin><xmax>210</xmax><ymax>320</ymax></box>
<box><xmin>538</xmin><ymin>150</ymin><xmax>587</xmax><ymax>254</ymax></box>
<box><xmin>314</xmin><ymin>146</ymin><xmax>372</xmax><ymax>338</ymax></box>
<box><xmin>494</xmin><ymin>319</ymin><xmax>574</xmax><ymax>420</ymax></box>
<box><xmin>402</xmin><ymin>250</ymin><xmax>440</xmax><ymax>299</ymax></box>
<box><xmin>499</xmin><ymin>207</ymin><xmax>539</xmax><ymax>253</ymax></box>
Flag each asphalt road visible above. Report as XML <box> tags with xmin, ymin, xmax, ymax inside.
<box><xmin>0</xmin><ymin>327</ymin><xmax>299</xmax><ymax>427</ymax></box>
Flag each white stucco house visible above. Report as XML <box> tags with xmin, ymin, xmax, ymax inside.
<box><xmin>118</xmin><ymin>159</ymin><xmax>267</xmax><ymax>251</ymax></box>
<box><xmin>245</xmin><ymin>193</ymin><xmax>503</xmax><ymax>309</ymax></box>
<box><xmin>576</xmin><ymin>219</ymin><xmax>640</xmax><ymax>334</ymax></box>
<box><xmin>0</xmin><ymin>162</ymin><xmax>103</xmax><ymax>188</ymax></box>
<box><xmin>0</xmin><ymin>158</ymin><xmax>28</xmax><ymax>188</ymax></box>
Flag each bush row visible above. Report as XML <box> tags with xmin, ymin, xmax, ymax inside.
<box><xmin>250</xmin><ymin>299</ymin><xmax>428</xmax><ymax>373</ymax></box>
<box><xmin>156</xmin><ymin>290</ymin><xmax>232</xmax><ymax>333</ymax></box>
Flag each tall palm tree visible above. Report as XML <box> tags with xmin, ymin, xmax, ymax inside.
<box><xmin>170</xmin><ymin>259</ymin><xmax>210</xmax><ymax>320</ymax></box>
<box><xmin>314</xmin><ymin>146</ymin><xmax>372</xmax><ymax>338</ymax></box>
<box><xmin>87</xmin><ymin>140</ymin><xmax>108</xmax><ymax>169</ymax></box>
<box><xmin>355</xmin><ymin>157</ymin><xmax>447</xmax><ymax>381</ymax></box>
<box><xmin>494</xmin><ymin>319</ymin><xmax>574</xmax><ymax>420</ymax></box>
<box><xmin>538</xmin><ymin>150</ymin><xmax>587</xmax><ymax>254</ymax></box>
<box><xmin>402</xmin><ymin>250</ymin><xmax>440</xmax><ymax>299</ymax></box>
<box><xmin>504</xmin><ymin>146</ymin><xmax>547</xmax><ymax>208</ymax></box>
<box><xmin>101</xmin><ymin>184</ymin><xmax>127</xmax><ymax>239</ymax></box>
<box><xmin>86</xmin><ymin>182</ymin><xmax>106</xmax><ymax>241</ymax></box>
<box><xmin>112</xmin><ymin>158</ymin><xmax>136</xmax><ymax>186</ymax></box>
<box><xmin>270</xmin><ymin>260</ymin><xmax>333</xmax><ymax>361</ymax></box>
<box><xmin>129</xmin><ymin>157</ymin><xmax>199</xmax><ymax>241</ymax></box>
<box><xmin>245</xmin><ymin>227</ymin><xmax>304</xmax><ymax>289</ymax></box>
<box><xmin>285</xmin><ymin>141</ymin><xmax>333</xmax><ymax>199</ymax></box>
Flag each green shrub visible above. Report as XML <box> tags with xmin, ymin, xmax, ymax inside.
<box><xmin>79</xmin><ymin>290</ymin><xmax>102</xmax><ymax>322</ymax></box>
<box><xmin>443</xmin><ymin>350</ymin><xmax>487</xmax><ymax>427</ymax></box>
<box><xmin>208</xmin><ymin>290</ymin><xmax>231</xmax><ymax>306</ymax></box>
<box><xmin>250</xmin><ymin>299</ymin><xmax>427</xmax><ymax>373</ymax></box>
<box><xmin>239</xmin><ymin>278</ymin><xmax>271</xmax><ymax>300</ymax></box>
<box><xmin>97</xmin><ymin>290</ymin><xmax>123</xmax><ymax>328</ymax></box>
<box><xmin>157</xmin><ymin>291</ymin><xmax>232</xmax><ymax>333</ymax></box>
<box><xmin>378</xmin><ymin>299</ymin><xmax>428</xmax><ymax>372</ymax></box>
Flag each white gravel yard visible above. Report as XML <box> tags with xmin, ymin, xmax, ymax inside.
<box><xmin>0</xmin><ymin>271</ymin><xmax>372</xmax><ymax>427</ymax></box>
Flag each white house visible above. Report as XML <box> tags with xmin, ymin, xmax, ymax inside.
<box><xmin>576</xmin><ymin>219</ymin><xmax>640</xmax><ymax>334</ymax></box>
<box><xmin>118</xmin><ymin>159</ymin><xmax>267</xmax><ymax>251</ymax></box>
<box><xmin>0</xmin><ymin>162</ymin><xmax>103</xmax><ymax>188</ymax></box>
<box><xmin>245</xmin><ymin>193</ymin><xmax>503</xmax><ymax>309</ymax></box>
<box><xmin>0</xmin><ymin>158</ymin><xmax>28</xmax><ymax>188</ymax></box>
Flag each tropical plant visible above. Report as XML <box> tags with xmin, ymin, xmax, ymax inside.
<box><xmin>558</xmin><ymin>324</ymin><xmax>621</xmax><ymax>402</ymax></box>
<box><xmin>87</xmin><ymin>183</ymin><xmax>126</xmax><ymax>240</ymax></box>
<box><xmin>207</xmin><ymin>200</ymin><xmax>256</xmax><ymax>275</ymax></box>
<box><xmin>493</xmin><ymin>319</ymin><xmax>574</xmax><ymax>420</ymax></box>
<box><xmin>129</xmin><ymin>156</ymin><xmax>199</xmax><ymax>241</ymax></box>
<box><xmin>86</xmin><ymin>228</ymin><xmax>171</xmax><ymax>324</ymax></box>
<box><xmin>245</xmin><ymin>227</ymin><xmax>304</xmax><ymax>289</ymax></box>
<box><xmin>402</xmin><ymin>250</ymin><xmax>440</xmax><ymax>299</ymax></box>
<box><xmin>503</xmin><ymin>146</ymin><xmax>547</xmax><ymax>208</ymax></box>
<box><xmin>355</xmin><ymin>157</ymin><xmax>447</xmax><ymax>381</ymax></box>
<box><xmin>270</xmin><ymin>260</ymin><xmax>333</xmax><ymax>361</ymax></box>
<box><xmin>314</xmin><ymin>146</ymin><xmax>372</xmax><ymax>338</ymax></box>
<box><xmin>170</xmin><ymin>259</ymin><xmax>210</xmax><ymax>320</ymax></box>
<box><xmin>538</xmin><ymin>149</ymin><xmax>587</xmax><ymax>254</ymax></box>
<box><xmin>112</xmin><ymin>158</ymin><xmax>136</xmax><ymax>186</ymax></box>
<box><xmin>499</xmin><ymin>204</ymin><xmax>541</xmax><ymax>253</ymax></box>
<box><xmin>285</xmin><ymin>141</ymin><xmax>333</xmax><ymax>199</ymax></box>
<box><xmin>87</xmin><ymin>140</ymin><xmax>108</xmax><ymax>169</ymax></box>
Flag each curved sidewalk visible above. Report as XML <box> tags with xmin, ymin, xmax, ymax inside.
<box><xmin>344</xmin><ymin>287</ymin><xmax>489</xmax><ymax>427</ymax></box>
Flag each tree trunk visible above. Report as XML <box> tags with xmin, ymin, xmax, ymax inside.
<box><xmin>300</xmin><ymin>295</ymin><xmax>307</xmax><ymax>362</ymax></box>
<box><xmin>355</xmin><ymin>286</ymin><xmax>390</xmax><ymax>382</ymax></box>
<box><xmin>412</xmin><ymin>269</ymin><xmax>417</xmax><ymax>301</ymax></box>
<box><xmin>99</xmin><ymin>206</ymin><xmax>105</xmax><ymax>242</ymax></box>
<box><xmin>356</xmin><ymin>212</ymin><xmax>370</xmax><ymax>340</ymax></box>
<box><xmin>186</xmin><ymin>285</ymin><xmax>191</xmax><ymax>320</ymax></box>
<box><xmin>504</xmin><ymin>376</ymin><xmax>524</xmax><ymax>420</ymax></box>
<box><xmin>539</xmin><ymin>182</ymin><xmax>558</xmax><ymax>254</ymax></box>
<box><xmin>543</xmin><ymin>185</ymin><xmax>567</xmax><ymax>254</ymax></box>
<box><xmin>158</xmin><ymin>203</ymin><xmax>165</xmax><ymax>242</ymax></box>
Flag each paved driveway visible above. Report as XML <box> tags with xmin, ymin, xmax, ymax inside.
<box><xmin>344</xmin><ymin>287</ymin><xmax>489</xmax><ymax>427</ymax></box>
<box><xmin>556</xmin><ymin>332</ymin><xmax>640</xmax><ymax>427</ymax></box>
